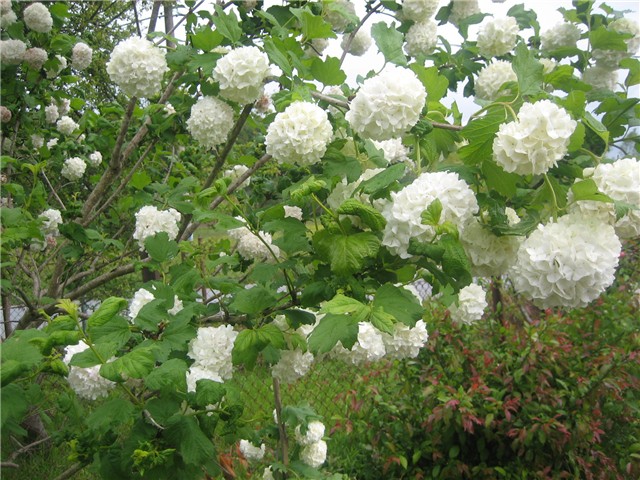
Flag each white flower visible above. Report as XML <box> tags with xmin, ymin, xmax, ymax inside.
<box><xmin>346</xmin><ymin>65</ymin><xmax>426</xmax><ymax>141</ymax></box>
<box><xmin>332</xmin><ymin>322</ymin><xmax>386</xmax><ymax>365</ymax></box>
<box><xmin>283</xmin><ymin>205</ymin><xmax>303</xmax><ymax>220</ymax></box>
<box><xmin>72</xmin><ymin>42</ymin><xmax>93</xmax><ymax>70</ymax></box>
<box><xmin>305</xmin><ymin>37</ymin><xmax>330</xmax><ymax>57</ymax></box>
<box><xmin>582</xmin><ymin>66</ymin><xmax>618</xmax><ymax>91</ymax></box>
<box><xmin>509</xmin><ymin>212</ymin><xmax>621</xmax><ymax>309</ymax></box>
<box><xmin>228</xmin><ymin>223</ymin><xmax>280</xmax><ymax>262</ymax></box>
<box><xmin>58</xmin><ymin>98</ymin><xmax>70</xmax><ymax>116</ymax></box>
<box><xmin>164</xmin><ymin>103</ymin><xmax>176</xmax><ymax>115</ymax></box>
<box><xmin>46</xmin><ymin>138</ymin><xmax>58</xmax><ymax>149</ymax></box>
<box><xmin>372</xmin><ymin>138</ymin><xmax>410</xmax><ymax>165</ymax></box>
<box><xmin>449</xmin><ymin>283</ymin><xmax>487</xmax><ymax>325</ymax></box>
<box><xmin>23</xmin><ymin>47</ymin><xmax>48</xmax><ymax>69</ymax></box>
<box><xmin>263</xmin><ymin>467</ymin><xmax>275</xmax><ymax>480</ymax></box>
<box><xmin>133</xmin><ymin>205</ymin><xmax>181</xmax><ymax>250</ymax></box>
<box><xmin>0</xmin><ymin>9</ymin><xmax>16</xmax><ymax>28</ymax></box>
<box><xmin>476</xmin><ymin>16</ymin><xmax>519</xmax><ymax>57</ymax></box>
<box><xmin>404</xmin><ymin>19</ymin><xmax>438</xmax><ymax>57</ymax></box>
<box><xmin>324</xmin><ymin>0</ymin><xmax>356</xmax><ymax>33</ymax></box>
<box><xmin>46</xmin><ymin>55</ymin><xmax>67</xmax><ymax>79</ymax></box>
<box><xmin>61</xmin><ymin>157</ymin><xmax>86</xmax><ymax>181</ymax></box>
<box><xmin>400</xmin><ymin>0</ymin><xmax>439</xmax><ymax>21</ymax></box>
<box><xmin>460</xmin><ymin>217</ymin><xmax>522</xmax><ymax>277</ymax></box>
<box><xmin>0</xmin><ymin>39</ymin><xmax>26</xmax><ymax>65</ymax></box>
<box><xmin>539</xmin><ymin>58</ymin><xmax>557</xmax><ymax>74</ymax></box>
<box><xmin>56</xmin><ymin>115</ymin><xmax>79</xmax><ymax>135</ymax></box>
<box><xmin>571</xmin><ymin>158</ymin><xmax>640</xmax><ymax>239</ymax></box>
<box><xmin>592</xmin><ymin>18</ymin><xmax>639</xmax><ymax>68</ymax></box>
<box><xmin>381</xmin><ymin>320</ymin><xmax>429</xmax><ymax>360</ymax></box>
<box><xmin>271</xmin><ymin>349</ymin><xmax>314</xmax><ymax>384</ymax></box>
<box><xmin>239</xmin><ymin>440</ymin><xmax>265</xmax><ymax>462</ymax></box>
<box><xmin>63</xmin><ymin>342</ymin><xmax>116</xmax><ymax>401</ymax></box>
<box><xmin>41</xmin><ymin>208</ymin><xmax>62</xmax><ymax>236</ymax></box>
<box><xmin>129</xmin><ymin>288</ymin><xmax>155</xmax><ymax>320</ymax></box>
<box><xmin>475</xmin><ymin>60</ymin><xmax>517</xmax><ymax>101</ymax></box>
<box><xmin>301</xmin><ymin>440</ymin><xmax>327</xmax><ymax>468</ymax></box>
<box><xmin>295</xmin><ymin>421</ymin><xmax>325</xmax><ymax>446</ymax></box>
<box><xmin>186</xmin><ymin>365</ymin><xmax>222</xmax><ymax>392</ymax></box>
<box><xmin>341</xmin><ymin>29</ymin><xmax>372</xmax><ymax>56</ymax></box>
<box><xmin>186</xmin><ymin>96</ymin><xmax>234</xmax><ymax>149</ymax></box>
<box><xmin>223</xmin><ymin>164</ymin><xmax>250</xmax><ymax>188</ymax></box>
<box><xmin>31</xmin><ymin>134</ymin><xmax>44</xmax><ymax>149</ymax></box>
<box><xmin>45</xmin><ymin>103</ymin><xmax>59</xmax><ymax>124</ymax></box>
<box><xmin>23</xmin><ymin>2</ymin><xmax>53</xmax><ymax>33</ymax></box>
<box><xmin>493</xmin><ymin>100</ymin><xmax>576</xmax><ymax>176</ymax></box>
<box><xmin>106</xmin><ymin>37</ymin><xmax>168</xmax><ymax>98</ymax></box>
<box><xmin>540</xmin><ymin>22</ymin><xmax>581</xmax><ymax>52</ymax></box>
<box><xmin>212</xmin><ymin>46</ymin><xmax>270</xmax><ymax>105</ymax></box>
<box><xmin>327</xmin><ymin>167</ymin><xmax>385</xmax><ymax>211</ymax></box>
<box><xmin>381</xmin><ymin>171</ymin><xmax>478</xmax><ymax>259</ymax></box>
<box><xmin>266</xmin><ymin>101</ymin><xmax>332</xmax><ymax>166</ymax></box>
<box><xmin>87</xmin><ymin>151</ymin><xmax>103</xmax><ymax>167</ymax></box>
<box><xmin>449</xmin><ymin>0</ymin><xmax>480</xmax><ymax>26</ymax></box>
<box><xmin>187</xmin><ymin>325</ymin><xmax>238</xmax><ymax>383</ymax></box>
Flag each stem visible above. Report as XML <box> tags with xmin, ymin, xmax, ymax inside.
<box><xmin>52</xmin><ymin>463</ymin><xmax>85</xmax><ymax>480</ymax></box>
<box><xmin>339</xmin><ymin>2</ymin><xmax>382</xmax><ymax>67</ymax></box>
<box><xmin>272</xmin><ymin>377</ymin><xmax>289</xmax><ymax>478</ymax></box>
<box><xmin>543</xmin><ymin>173</ymin><xmax>559</xmax><ymax>220</ymax></box>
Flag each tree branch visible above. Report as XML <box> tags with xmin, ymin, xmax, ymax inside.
<box><xmin>52</xmin><ymin>463</ymin><xmax>85</xmax><ymax>480</ymax></box>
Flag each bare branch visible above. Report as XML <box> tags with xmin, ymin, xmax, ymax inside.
<box><xmin>52</xmin><ymin>463</ymin><xmax>85</xmax><ymax>480</ymax></box>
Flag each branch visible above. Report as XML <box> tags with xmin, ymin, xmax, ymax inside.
<box><xmin>52</xmin><ymin>463</ymin><xmax>85</xmax><ymax>480</ymax></box>
<box><xmin>339</xmin><ymin>2</ymin><xmax>382</xmax><ymax>66</ymax></box>
<box><xmin>310</xmin><ymin>91</ymin><xmax>349</xmax><ymax>109</ymax></box>
<box><xmin>7</xmin><ymin>436</ymin><xmax>51</xmax><ymax>463</ymax></box>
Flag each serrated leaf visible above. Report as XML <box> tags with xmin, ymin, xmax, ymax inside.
<box><xmin>194</xmin><ymin>379</ymin><xmax>226</xmax><ymax>408</ymax></box>
<box><xmin>583</xmin><ymin>112</ymin><xmax>610</xmax><ymax>146</ymax></box>
<box><xmin>421</xmin><ymin>199</ymin><xmax>443</xmax><ymax>226</ymax></box>
<box><xmin>86</xmin><ymin>398</ymin><xmax>135</xmax><ymax>435</ymax></box>
<box><xmin>87</xmin><ymin>297</ymin><xmax>127</xmax><ymax>333</ymax></box>
<box><xmin>282</xmin><ymin>309</ymin><xmax>317</xmax><ymax>329</ymax></box>
<box><xmin>100</xmin><ymin>347</ymin><xmax>156</xmax><ymax>381</ymax></box>
<box><xmin>459</xmin><ymin>110</ymin><xmax>508</xmax><ymax>164</ymax></box>
<box><xmin>309</xmin><ymin>56</ymin><xmax>346</xmax><ymax>86</ymax></box>
<box><xmin>410</xmin><ymin>65</ymin><xmax>449</xmax><ymax>103</ymax></box>
<box><xmin>212</xmin><ymin>4</ymin><xmax>242</xmax><ymax>43</ymax></box>
<box><xmin>191</xmin><ymin>25</ymin><xmax>223</xmax><ymax>52</ymax></box>
<box><xmin>370</xmin><ymin>307</ymin><xmax>395</xmax><ymax>335</ymax></box>
<box><xmin>571</xmin><ymin>179</ymin><xmax>614</xmax><ymax>203</ymax></box>
<box><xmin>145</xmin><ymin>358</ymin><xmax>188</xmax><ymax>393</ymax></box>
<box><xmin>307</xmin><ymin>314</ymin><xmax>358</xmax><ymax>355</ymax></box>
<box><xmin>232</xmin><ymin>324</ymin><xmax>284</xmax><ymax>369</ymax></box>
<box><xmin>373</xmin><ymin>284</ymin><xmax>423</xmax><ymax>327</ymax></box>
<box><xmin>263</xmin><ymin>218</ymin><xmax>310</xmax><ymax>254</ymax></box>
<box><xmin>69</xmin><ymin>342</ymin><xmax>118</xmax><ymax>368</ymax></box>
<box><xmin>320</xmin><ymin>294</ymin><xmax>366</xmax><ymax>315</ymax></box>
<box><xmin>229</xmin><ymin>286</ymin><xmax>278</xmax><ymax>315</ymax></box>
<box><xmin>371</xmin><ymin>22</ymin><xmax>407</xmax><ymax>66</ymax></box>
<box><xmin>291</xmin><ymin>8</ymin><xmax>336</xmax><ymax>40</ymax></box>
<box><xmin>356</xmin><ymin>163</ymin><xmax>405</xmax><ymax>196</ymax></box>
<box><xmin>590</xmin><ymin>26</ymin><xmax>629</xmax><ymax>51</ymax></box>
<box><xmin>482</xmin><ymin>159</ymin><xmax>520</xmax><ymax>198</ymax></box>
<box><xmin>264</xmin><ymin>38</ymin><xmax>292</xmax><ymax>77</ymax></box>
<box><xmin>166</xmin><ymin>416</ymin><xmax>215</xmax><ymax>466</ymax></box>
<box><xmin>337</xmin><ymin>199</ymin><xmax>387</xmax><ymax>231</ymax></box>
<box><xmin>325</xmin><ymin>233</ymin><xmax>381</xmax><ymax>276</ymax></box>
<box><xmin>144</xmin><ymin>232</ymin><xmax>179</xmax><ymax>263</ymax></box>
<box><xmin>512</xmin><ymin>42</ymin><xmax>543</xmax><ymax>97</ymax></box>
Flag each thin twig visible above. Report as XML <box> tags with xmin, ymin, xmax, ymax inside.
<box><xmin>7</xmin><ymin>436</ymin><xmax>51</xmax><ymax>462</ymax></box>
<box><xmin>52</xmin><ymin>463</ymin><xmax>85</xmax><ymax>480</ymax></box>
<box><xmin>39</xmin><ymin>171</ymin><xmax>66</xmax><ymax>211</ymax></box>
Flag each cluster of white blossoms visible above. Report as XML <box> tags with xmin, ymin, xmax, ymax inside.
<box><xmin>271</xmin><ymin>349</ymin><xmax>315</xmax><ymax>384</ymax></box>
<box><xmin>61</xmin><ymin>156</ymin><xmax>86</xmax><ymax>181</ymax></box>
<box><xmin>540</xmin><ymin>22</ymin><xmax>581</xmax><ymax>52</ymax></box>
<box><xmin>186</xmin><ymin>325</ymin><xmax>238</xmax><ymax>391</ymax></box>
<box><xmin>186</xmin><ymin>96</ymin><xmax>234</xmax><ymax>149</ymax></box>
<box><xmin>46</xmin><ymin>55</ymin><xmax>67</xmax><ymax>79</ymax></box>
<box><xmin>475</xmin><ymin>60</ymin><xmax>517</xmax><ymax>101</ymax></box>
<box><xmin>493</xmin><ymin>100</ymin><xmax>576</xmax><ymax>176</ymax></box>
<box><xmin>128</xmin><ymin>287</ymin><xmax>183</xmax><ymax>320</ymax></box>
<box><xmin>305</xmin><ymin>37</ymin><xmax>330</xmax><ymax>57</ymax></box>
<box><xmin>295</xmin><ymin>420</ymin><xmax>325</xmax><ymax>446</ymax></box>
<box><xmin>582</xmin><ymin>65</ymin><xmax>618</xmax><ymax>91</ymax></box>
<box><xmin>40</xmin><ymin>208</ymin><xmax>63</xmax><ymax>236</ymax></box>
<box><xmin>283</xmin><ymin>205</ymin><xmax>303</xmax><ymax>220</ymax></box>
<box><xmin>23</xmin><ymin>47</ymin><xmax>47</xmax><ymax>69</ymax></box>
<box><xmin>300</xmin><ymin>438</ymin><xmax>328</xmax><ymax>468</ymax></box>
<box><xmin>327</xmin><ymin>167</ymin><xmax>385</xmax><ymax>211</ymax></box>
<box><xmin>324</xmin><ymin>0</ymin><xmax>356</xmax><ymax>33</ymax></box>
<box><xmin>0</xmin><ymin>0</ymin><xmax>16</xmax><ymax>28</ymax></box>
<box><xmin>571</xmin><ymin>157</ymin><xmax>640</xmax><ymax>239</ymax></box>
<box><xmin>23</xmin><ymin>2</ymin><xmax>53</xmax><ymax>33</ymax></box>
<box><xmin>266</xmin><ymin>101</ymin><xmax>332</xmax><ymax>166</ymax></box>
<box><xmin>239</xmin><ymin>440</ymin><xmax>266</xmax><ymax>462</ymax></box>
<box><xmin>331</xmin><ymin>322</ymin><xmax>386</xmax><ymax>365</ymax></box>
<box><xmin>87</xmin><ymin>151</ymin><xmax>102</xmax><ymax>167</ymax></box>
<box><xmin>56</xmin><ymin>115</ymin><xmax>79</xmax><ymax>135</ymax></box>
<box><xmin>63</xmin><ymin>342</ymin><xmax>116</xmax><ymax>401</ymax></box>
<box><xmin>381</xmin><ymin>171</ymin><xmax>478</xmax><ymax>259</ymax></box>
<box><xmin>212</xmin><ymin>46</ymin><xmax>270</xmax><ymax>105</ymax></box>
<box><xmin>228</xmin><ymin>220</ymin><xmax>281</xmax><ymax>262</ymax></box>
<box><xmin>71</xmin><ymin>42</ymin><xmax>93</xmax><ymax>70</ymax></box>
<box><xmin>372</xmin><ymin>138</ymin><xmax>410</xmax><ymax>165</ymax></box>
<box><xmin>449</xmin><ymin>284</ymin><xmax>488</xmax><ymax>325</ymax></box>
<box><xmin>346</xmin><ymin>66</ymin><xmax>426</xmax><ymax>141</ymax></box>
<box><xmin>45</xmin><ymin>103</ymin><xmax>59</xmax><ymax>124</ymax></box>
<box><xmin>592</xmin><ymin>18</ymin><xmax>640</xmax><ymax>68</ymax></box>
<box><xmin>399</xmin><ymin>0</ymin><xmax>439</xmax><ymax>21</ymax></box>
<box><xmin>106</xmin><ymin>37</ymin><xmax>168</xmax><ymax>98</ymax></box>
<box><xmin>510</xmin><ymin>212</ymin><xmax>621</xmax><ymax>309</ymax></box>
<box><xmin>404</xmin><ymin>19</ymin><xmax>438</xmax><ymax>57</ymax></box>
<box><xmin>381</xmin><ymin>320</ymin><xmax>429</xmax><ymax>360</ymax></box>
<box><xmin>449</xmin><ymin>0</ymin><xmax>480</xmax><ymax>26</ymax></box>
<box><xmin>0</xmin><ymin>39</ymin><xmax>26</xmax><ymax>64</ymax></box>
<box><xmin>476</xmin><ymin>16</ymin><xmax>519</xmax><ymax>57</ymax></box>
<box><xmin>133</xmin><ymin>205</ymin><xmax>181</xmax><ymax>250</ymax></box>
<box><xmin>223</xmin><ymin>164</ymin><xmax>250</xmax><ymax>188</ymax></box>
<box><xmin>341</xmin><ymin>28</ymin><xmax>372</xmax><ymax>56</ymax></box>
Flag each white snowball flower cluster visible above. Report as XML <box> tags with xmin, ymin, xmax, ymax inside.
<box><xmin>266</xmin><ymin>101</ymin><xmax>332</xmax><ymax>166</ymax></box>
<box><xmin>61</xmin><ymin>157</ymin><xmax>86</xmax><ymax>181</ymax></box>
<box><xmin>0</xmin><ymin>0</ymin><xmax>16</xmax><ymax>29</ymax></box>
<box><xmin>300</xmin><ymin>439</ymin><xmax>327</xmax><ymax>468</ymax></box>
<box><xmin>476</xmin><ymin>16</ymin><xmax>519</xmax><ymax>57</ymax></box>
<box><xmin>571</xmin><ymin>158</ymin><xmax>640</xmax><ymax>239</ymax></box>
<box><xmin>56</xmin><ymin>115</ymin><xmax>78</xmax><ymax>135</ymax></box>
<box><xmin>582</xmin><ymin>66</ymin><xmax>618</xmax><ymax>91</ymax></box>
<box><xmin>228</xmin><ymin>221</ymin><xmax>280</xmax><ymax>262</ymax></box>
<box><xmin>0</xmin><ymin>39</ymin><xmax>26</xmax><ymax>65</ymax></box>
<box><xmin>23</xmin><ymin>2</ymin><xmax>53</xmax><ymax>33</ymax></box>
<box><xmin>106</xmin><ymin>37</ymin><xmax>168</xmax><ymax>98</ymax></box>
<box><xmin>133</xmin><ymin>205</ymin><xmax>181</xmax><ymax>250</ymax></box>
<box><xmin>540</xmin><ymin>22</ymin><xmax>581</xmax><ymax>52</ymax></box>
<box><xmin>341</xmin><ymin>29</ymin><xmax>372</xmax><ymax>56</ymax></box>
<box><xmin>327</xmin><ymin>167</ymin><xmax>385</xmax><ymax>211</ymax></box>
<box><xmin>212</xmin><ymin>46</ymin><xmax>270</xmax><ymax>105</ymax></box>
<box><xmin>400</xmin><ymin>0</ymin><xmax>439</xmax><ymax>21</ymax></box>
<box><xmin>46</xmin><ymin>54</ymin><xmax>66</xmax><ymax>79</ymax></box>
<box><xmin>72</xmin><ymin>42</ymin><xmax>93</xmax><ymax>70</ymax></box>
<box><xmin>381</xmin><ymin>320</ymin><xmax>429</xmax><ymax>360</ymax></box>
<box><xmin>449</xmin><ymin>284</ymin><xmax>487</xmax><ymax>325</ymax></box>
<box><xmin>493</xmin><ymin>100</ymin><xmax>576</xmax><ymax>176</ymax></box>
<box><xmin>129</xmin><ymin>288</ymin><xmax>155</xmax><ymax>320</ymax></box>
<box><xmin>381</xmin><ymin>171</ymin><xmax>478</xmax><ymax>259</ymax></box>
<box><xmin>449</xmin><ymin>0</ymin><xmax>480</xmax><ymax>26</ymax></box>
<box><xmin>46</xmin><ymin>138</ymin><xmax>58</xmax><ymax>149</ymax></box>
<box><xmin>295</xmin><ymin>421</ymin><xmax>325</xmax><ymax>446</ymax></box>
<box><xmin>539</xmin><ymin>58</ymin><xmax>557</xmax><ymax>75</ymax></box>
<box><xmin>510</xmin><ymin>212</ymin><xmax>621</xmax><ymax>309</ymax></box>
<box><xmin>41</xmin><ymin>208</ymin><xmax>63</xmax><ymax>236</ymax></box>
<box><xmin>88</xmin><ymin>151</ymin><xmax>103</xmax><ymax>167</ymax></box>
<box><xmin>404</xmin><ymin>19</ymin><xmax>438</xmax><ymax>57</ymax></box>
<box><xmin>223</xmin><ymin>164</ymin><xmax>250</xmax><ymax>188</ymax></box>
<box><xmin>186</xmin><ymin>325</ymin><xmax>238</xmax><ymax>390</ymax></box>
<box><xmin>45</xmin><ymin>103</ymin><xmax>59</xmax><ymax>124</ymax></box>
<box><xmin>186</xmin><ymin>96</ymin><xmax>234</xmax><ymax>149</ymax></box>
<box><xmin>263</xmin><ymin>467</ymin><xmax>275</xmax><ymax>480</ymax></box>
<box><xmin>460</xmin><ymin>217</ymin><xmax>522</xmax><ymax>277</ymax></box>
<box><xmin>372</xmin><ymin>138</ymin><xmax>410</xmax><ymax>165</ymax></box>
<box><xmin>305</xmin><ymin>37</ymin><xmax>330</xmax><ymax>57</ymax></box>
<box><xmin>331</xmin><ymin>322</ymin><xmax>386</xmax><ymax>365</ymax></box>
<box><xmin>23</xmin><ymin>47</ymin><xmax>48</xmax><ymax>69</ymax></box>
<box><xmin>346</xmin><ymin>66</ymin><xmax>426</xmax><ymax>141</ymax></box>
<box><xmin>31</xmin><ymin>134</ymin><xmax>44</xmax><ymax>149</ymax></box>
<box><xmin>283</xmin><ymin>205</ymin><xmax>303</xmax><ymax>220</ymax></box>
<box><xmin>271</xmin><ymin>349</ymin><xmax>314</xmax><ymax>384</ymax></box>
<box><xmin>475</xmin><ymin>60</ymin><xmax>517</xmax><ymax>101</ymax></box>
<box><xmin>592</xmin><ymin>18</ymin><xmax>640</xmax><ymax>68</ymax></box>
<box><xmin>63</xmin><ymin>342</ymin><xmax>116</xmax><ymax>401</ymax></box>
<box><xmin>239</xmin><ymin>440</ymin><xmax>266</xmax><ymax>462</ymax></box>
<box><xmin>324</xmin><ymin>0</ymin><xmax>356</xmax><ymax>33</ymax></box>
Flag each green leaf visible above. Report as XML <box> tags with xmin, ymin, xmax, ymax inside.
<box><xmin>482</xmin><ymin>159</ymin><xmax>520</xmax><ymax>198</ymax></box>
<box><xmin>512</xmin><ymin>42</ymin><xmax>543</xmax><ymax>97</ymax></box>
<box><xmin>1</xmin><ymin>384</ymin><xmax>28</xmax><ymax>433</ymax></box>
<box><xmin>373</xmin><ymin>284</ymin><xmax>423</xmax><ymax>327</ymax></box>
<box><xmin>458</xmin><ymin>110</ymin><xmax>508</xmax><ymax>164</ymax></box>
<box><xmin>87</xmin><ymin>297</ymin><xmax>127</xmax><ymax>333</ymax></box>
<box><xmin>371</xmin><ymin>22</ymin><xmax>407</xmax><ymax>66</ymax></box>
<box><xmin>166</xmin><ymin>416</ymin><xmax>215</xmax><ymax>466</ymax></box>
<box><xmin>100</xmin><ymin>347</ymin><xmax>156</xmax><ymax>381</ymax></box>
<box><xmin>86</xmin><ymin>398</ymin><xmax>135</xmax><ymax>435</ymax></box>
<box><xmin>69</xmin><ymin>342</ymin><xmax>118</xmax><ymax>368</ymax></box>
<box><xmin>190</xmin><ymin>25</ymin><xmax>223</xmax><ymax>52</ymax></box>
<box><xmin>229</xmin><ymin>286</ymin><xmax>278</xmax><ymax>315</ymax></box>
<box><xmin>441</xmin><ymin>236</ymin><xmax>473</xmax><ymax>288</ymax></box>
<box><xmin>291</xmin><ymin>8</ymin><xmax>336</xmax><ymax>40</ymax></box>
<box><xmin>307</xmin><ymin>314</ymin><xmax>358</xmax><ymax>354</ymax></box>
<box><xmin>315</xmin><ymin>232</ymin><xmax>381</xmax><ymax>276</ymax></box>
<box><xmin>570</xmin><ymin>179</ymin><xmax>614</xmax><ymax>203</ymax></box>
<box><xmin>590</xmin><ymin>25</ymin><xmax>629</xmax><ymax>51</ymax></box>
<box><xmin>282</xmin><ymin>309</ymin><xmax>317</xmax><ymax>329</ymax></box>
<box><xmin>130</xmin><ymin>171</ymin><xmax>152</xmax><ymax>190</ymax></box>
<box><xmin>567</xmin><ymin>122</ymin><xmax>586</xmax><ymax>152</ymax></box>
<box><xmin>356</xmin><ymin>163</ymin><xmax>405</xmax><ymax>196</ymax></box>
<box><xmin>1</xmin><ymin>333</ymin><xmax>44</xmax><ymax>385</ymax></box>
<box><xmin>144</xmin><ymin>232</ymin><xmax>179</xmax><ymax>263</ymax></box>
<box><xmin>194</xmin><ymin>379</ymin><xmax>226</xmax><ymax>408</ymax></box>
<box><xmin>309</xmin><ymin>56</ymin><xmax>346</xmax><ymax>86</ymax></box>
<box><xmin>212</xmin><ymin>4</ymin><xmax>242</xmax><ymax>43</ymax></box>
<box><xmin>421</xmin><ymin>199</ymin><xmax>443</xmax><ymax>226</ymax></box>
<box><xmin>410</xmin><ymin>65</ymin><xmax>449</xmax><ymax>103</ymax></box>
<box><xmin>337</xmin><ymin>199</ymin><xmax>387</xmax><ymax>231</ymax></box>
<box><xmin>320</xmin><ymin>294</ymin><xmax>367</xmax><ymax>316</ymax></box>
<box><xmin>264</xmin><ymin>38</ymin><xmax>292</xmax><ymax>77</ymax></box>
<box><xmin>263</xmin><ymin>218</ymin><xmax>310</xmax><ymax>254</ymax></box>
<box><xmin>583</xmin><ymin>112</ymin><xmax>610</xmax><ymax>147</ymax></box>
<box><xmin>370</xmin><ymin>307</ymin><xmax>395</xmax><ymax>335</ymax></box>
<box><xmin>232</xmin><ymin>324</ymin><xmax>284</xmax><ymax>369</ymax></box>
<box><xmin>145</xmin><ymin>358</ymin><xmax>188</xmax><ymax>393</ymax></box>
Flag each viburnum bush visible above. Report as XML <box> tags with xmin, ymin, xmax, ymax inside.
<box><xmin>0</xmin><ymin>0</ymin><xmax>638</xmax><ymax>479</ymax></box>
